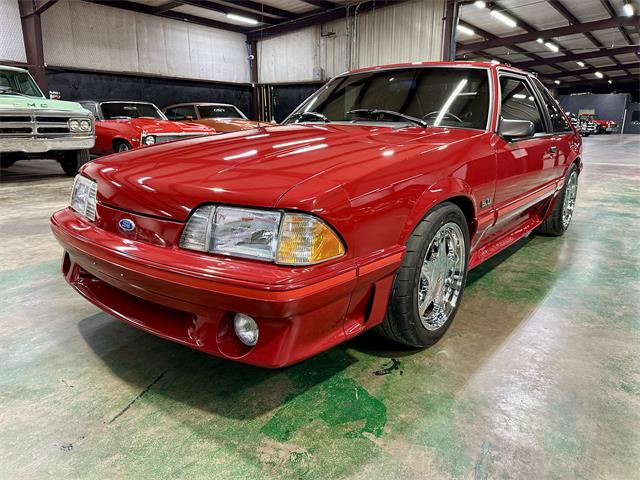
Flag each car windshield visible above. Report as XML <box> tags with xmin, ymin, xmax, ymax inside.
<box><xmin>198</xmin><ymin>105</ymin><xmax>245</xmax><ymax>119</ymax></box>
<box><xmin>286</xmin><ymin>67</ymin><xmax>490</xmax><ymax>130</ymax></box>
<box><xmin>101</xmin><ymin>102</ymin><xmax>165</xmax><ymax>120</ymax></box>
<box><xmin>0</xmin><ymin>70</ymin><xmax>44</xmax><ymax>98</ymax></box>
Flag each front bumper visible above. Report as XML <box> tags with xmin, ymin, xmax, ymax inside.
<box><xmin>51</xmin><ymin>208</ymin><xmax>402</xmax><ymax>367</ymax></box>
<box><xmin>0</xmin><ymin>136</ymin><xmax>95</xmax><ymax>153</ymax></box>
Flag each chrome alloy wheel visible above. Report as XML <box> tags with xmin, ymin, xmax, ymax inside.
<box><xmin>562</xmin><ymin>170</ymin><xmax>578</xmax><ymax>228</ymax></box>
<box><xmin>417</xmin><ymin>222</ymin><xmax>466</xmax><ymax>331</ymax></box>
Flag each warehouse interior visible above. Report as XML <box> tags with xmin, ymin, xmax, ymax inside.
<box><xmin>1</xmin><ymin>0</ymin><xmax>639</xmax><ymax>478</ymax></box>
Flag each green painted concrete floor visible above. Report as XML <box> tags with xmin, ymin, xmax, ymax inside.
<box><xmin>1</xmin><ymin>135</ymin><xmax>638</xmax><ymax>479</ymax></box>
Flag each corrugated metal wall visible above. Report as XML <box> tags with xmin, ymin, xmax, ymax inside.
<box><xmin>258</xmin><ymin>0</ymin><xmax>446</xmax><ymax>83</ymax></box>
<box><xmin>0</xmin><ymin>0</ymin><xmax>27</xmax><ymax>63</ymax></box>
<box><xmin>40</xmin><ymin>0</ymin><xmax>251</xmax><ymax>83</ymax></box>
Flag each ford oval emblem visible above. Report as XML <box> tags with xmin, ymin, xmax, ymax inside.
<box><xmin>118</xmin><ymin>218</ymin><xmax>136</xmax><ymax>232</ymax></box>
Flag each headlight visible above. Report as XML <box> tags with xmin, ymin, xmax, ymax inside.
<box><xmin>70</xmin><ymin>175</ymin><xmax>97</xmax><ymax>221</ymax></box>
<box><xmin>143</xmin><ymin>135</ymin><xmax>156</xmax><ymax>145</ymax></box>
<box><xmin>179</xmin><ymin>206</ymin><xmax>345</xmax><ymax>265</ymax></box>
<box><xmin>69</xmin><ymin>118</ymin><xmax>92</xmax><ymax>133</ymax></box>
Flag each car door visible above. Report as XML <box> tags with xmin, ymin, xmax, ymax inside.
<box><xmin>491</xmin><ymin>73</ymin><xmax>557</xmax><ymax>231</ymax></box>
<box><xmin>530</xmin><ymin>76</ymin><xmax>576</xmax><ymax>182</ymax></box>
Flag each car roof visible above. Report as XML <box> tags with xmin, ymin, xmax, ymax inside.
<box><xmin>164</xmin><ymin>102</ymin><xmax>236</xmax><ymax>109</ymax></box>
<box><xmin>77</xmin><ymin>100</ymin><xmax>158</xmax><ymax>104</ymax></box>
<box><xmin>346</xmin><ymin>60</ymin><xmax>529</xmax><ymax>76</ymax></box>
<box><xmin>0</xmin><ymin>65</ymin><xmax>29</xmax><ymax>73</ymax></box>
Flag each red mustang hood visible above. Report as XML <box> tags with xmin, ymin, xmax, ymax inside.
<box><xmin>83</xmin><ymin>124</ymin><xmax>480</xmax><ymax>221</ymax></box>
<box><xmin>111</xmin><ymin>118</ymin><xmax>215</xmax><ymax>134</ymax></box>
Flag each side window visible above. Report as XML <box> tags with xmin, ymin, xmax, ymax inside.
<box><xmin>532</xmin><ymin>78</ymin><xmax>571</xmax><ymax>132</ymax></box>
<box><xmin>165</xmin><ymin>106</ymin><xmax>195</xmax><ymax>120</ymax></box>
<box><xmin>499</xmin><ymin>77</ymin><xmax>545</xmax><ymax>134</ymax></box>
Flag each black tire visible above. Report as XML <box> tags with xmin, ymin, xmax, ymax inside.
<box><xmin>535</xmin><ymin>164</ymin><xmax>579</xmax><ymax>236</ymax></box>
<box><xmin>115</xmin><ymin>140</ymin><xmax>132</xmax><ymax>152</ymax></box>
<box><xmin>60</xmin><ymin>149</ymin><xmax>91</xmax><ymax>176</ymax></box>
<box><xmin>376</xmin><ymin>203</ymin><xmax>470</xmax><ymax>348</ymax></box>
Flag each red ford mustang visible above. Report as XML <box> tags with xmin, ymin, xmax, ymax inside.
<box><xmin>52</xmin><ymin>62</ymin><xmax>581</xmax><ymax>367</ymax></box>
<box><xmin>77</xmin><ymin>100</ymin><xmax>217</xmax><ymax>154</ymax></box>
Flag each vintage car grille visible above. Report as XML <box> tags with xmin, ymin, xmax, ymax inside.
<box><xmin>0</xmin><ymin>110</ymin><xmax>91</xmax><ymax>137</ymax></box>
<box><xmin>153</xmin><ymin>133</ymin><xmax>208</xmax><ymax>144</ymax></box>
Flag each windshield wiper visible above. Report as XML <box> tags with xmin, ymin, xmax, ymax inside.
<box><xmin>0</xmin><ymin>88</ymin><xmax>38</xmax><ymax>98</ymax></box>
<box><xmin>347</xmin><ymin>109</ymin><xmax>428</xmax><ymax>128</ymax></box>
<box><xmin>289</xmin><ymin>111</ymin><xmax>330</xmax><ymax>123</ymax></box>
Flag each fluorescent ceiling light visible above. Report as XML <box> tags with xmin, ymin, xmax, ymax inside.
<box><xmin>595</xmin><ymin>71</ymin><xmax>604</xmax><ymax>78</ymax></box>
<box><xmin>536</xmin><ymin>38</ymin><xmax>544</xmax><ymax>44</ymax></box>
<box><xmin>577</xmin><ymin>61</ymin><xmax>585</xmax><ymax>67</ymax></box>
<box><xmin>608</xmin><ymin>79</ymin><xmax>613</xmax><ymax>84</ymax></box>
<box><xmin>474</xmin><ymin>1</ymin><xmax>486</xmax><ymax>8</ymax></box>
<box><xmin>545</xmin><ymin>42</ymin><xmax>559</xmax><ymax>53</ymax></box>
<box><xmin>490</xmin><ymin>10</ymin><xmax>517</xmax><ymax>28</ymax></box>
<box><xmin>623</xmin><ymin>2</ymin><xmax>634</xmax><ymax>16</ymax></box>
<box><xmin>456</xmin><ymin>24</ymin><xmax>475</xmax><ymax>36</ymax></box>
<box><xmin>226</xmin><ymin>13</ymin><xmax>258</xmax><ymax>25</ymax></box>
<box><xmin>554</xmin><ymin>80</ymin><xmax>561</xmax><ymax>85</ymax></box>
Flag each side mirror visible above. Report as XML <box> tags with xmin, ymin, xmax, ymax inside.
<box><xmin>498</xmin><ymin>118</ymin><xmax>535</xmax><ymax>141</ymax></box>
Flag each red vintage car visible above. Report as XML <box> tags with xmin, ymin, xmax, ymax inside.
<box><xmin>578</xmin><ymin>113</ymin><xmax>617</xmax><ymax>134</ymax></box>
<box><xmin>77</xmin><ymin>100</ymin><xmax>217</xmax><ymax>154</ymax></box>
<box><xmin>52</xmin><ymin>62</ymin><xmax>581</xmax><ymax>368</ymax></box>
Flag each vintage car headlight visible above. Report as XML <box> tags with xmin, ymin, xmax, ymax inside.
<box><xmin>143</xmin><ymin>135</ymin><xmax>156</xmax><ymax>145</ymax></box>
<box><xmin>179</xmin><ymin>205</ymin><xmax>345</xmax><ymax>265</ymax></box>
<box><xmin>79</xmin><ymin>119</ymin><xmax>91</xmax><ymax>131</ymax></box>
<box><xmin>68</xmin><ymin>119</ymin><xmax>80</xmax><ymax>131</ymax></box>
<box><xmin>70</xmin><ymin>175</ymin><xmax>97</xmax><ymax>221</ymax></box>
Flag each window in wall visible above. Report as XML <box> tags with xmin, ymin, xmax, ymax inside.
<box><xmin>499</xmin><ymin>77</ymin><xmax>545</xmax><ymax>134</ymax></box>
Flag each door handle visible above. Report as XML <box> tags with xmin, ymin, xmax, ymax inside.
<box><xmin>548</xmin><ymin>146</ymin><xmax>557</xmax><ymax>154</ymax></box>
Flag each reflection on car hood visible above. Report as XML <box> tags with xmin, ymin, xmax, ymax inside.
<box><xmin>83</xmin><ymin>124</ymin><xmax>481</xmax><ymax>221</ymax></box>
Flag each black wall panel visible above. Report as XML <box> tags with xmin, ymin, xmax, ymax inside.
<box><xmin>557</xmin><ymin>93</ymin><xmax>631</xmax><ymax>129</ymax></box>
<box><xmin>46</xmin><ymin>69</ymin><xmax>254</xmax><ymax>118</ymax></box>
<box><xmin>622</xmin><ymin>103</ymin><xmax>640</xmax><ymax>134</ymax></box>
<box><xmin>272</xmin><ymin>83</ymin><xmax>323</xmax><ymax>122</ymax></box>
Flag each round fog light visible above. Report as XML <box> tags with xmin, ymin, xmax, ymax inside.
<box><xmin>233</xmin><ymin>313</ymin><xmax>259</xmax><ymax>346</ymax></box>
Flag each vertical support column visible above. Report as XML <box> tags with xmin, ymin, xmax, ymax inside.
<box><xmin>249</xmin><ymin>40</ymin><xmax>259</xmax><ymax>121</ymax></box>
<box><xmin>442</xmin><ymin>0</ymin><xmax>459</xmax><ymax>61</ymax></box>
<box><xmin>18</xmin><ymin>0</ymin><xmax>49</xmax><ymax>94</ymax></box>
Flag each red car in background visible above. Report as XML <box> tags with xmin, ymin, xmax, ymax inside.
<box><xmin>53</xmin><ymin>62</ymin><xmax>582</xmax><ymax>367</ymax></box>
<box><xmin>78</xmin><ymin>100</ymin><xmax>216</xmax><ymax>154</ymax></box>
<box><xmin>579</xmin><ymin>113</ymin><xmax>618</xmax><ymax>134</ymax></box>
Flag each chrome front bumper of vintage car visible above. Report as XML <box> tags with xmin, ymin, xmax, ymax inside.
<box><xmin>0</xmin><ymin>136</ymin><xmax>95</xmax><ymax>153</ymax></box>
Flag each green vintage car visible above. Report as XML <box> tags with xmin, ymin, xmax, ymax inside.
<box><xmin>0</xmin><ymin>65</ymin><xmax>95</xmax><ymax>175</ymax></box>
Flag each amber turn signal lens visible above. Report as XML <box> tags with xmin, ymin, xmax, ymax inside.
<box><xmin>276</xmin><ymin>213</ymin><xmax>345</xmax><ymax>265</ymax></box>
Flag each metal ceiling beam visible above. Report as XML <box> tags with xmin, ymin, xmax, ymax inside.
<box><xmin>599</xmin><ymin>0</ymin><xmax>636</xmax><ymax>46</ymax></box>
<box><xmin>83</xmin><ymin>0</ymin><xmax>248</xmax><ymax>32</ymax></box>
<box><xmin>547</xmin><ymin>0</ymin><xmax>632</xmax><ymax>75</ymax></box>
<box><xmin>169</xmin><ymin>0</ymin><xmax>280</xmax><ymax>24</ymax></box>
<box><xmin>230</xmin><ymin>1</ymin><xmax>297</xmax><ymax>19</ymax></box>
<box><xmin>246</xmin><ymin>0</ymin><xmax>408</xmax><ymax>41</ymax></box>
<box><xmin>456</xmin><ymin>16</ymin><xmax>639</xmax><ymax>54</ymax></box>
<box><xmin>298</xmin><ymin>0</ymin><xmax>336</xmax><ymax>10</ymax></box>
<box><xmin>154</xmin><ymin>1</ymin><xmax>184</xmax><ymax>14</ymax></box>
<box><xmin>515</xmin><ymin>46</ymin><xmax>640</xmax><ymax>69</ymax></box>
<box><xmin>544</xmin><ymin>61</ymin><xmax>640</xmax><ymax>79</ymax></box>
<box><xmin>554</xmin><ymin>74</ymin><xmax>640</xmax><ymax>87</ymax></box>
